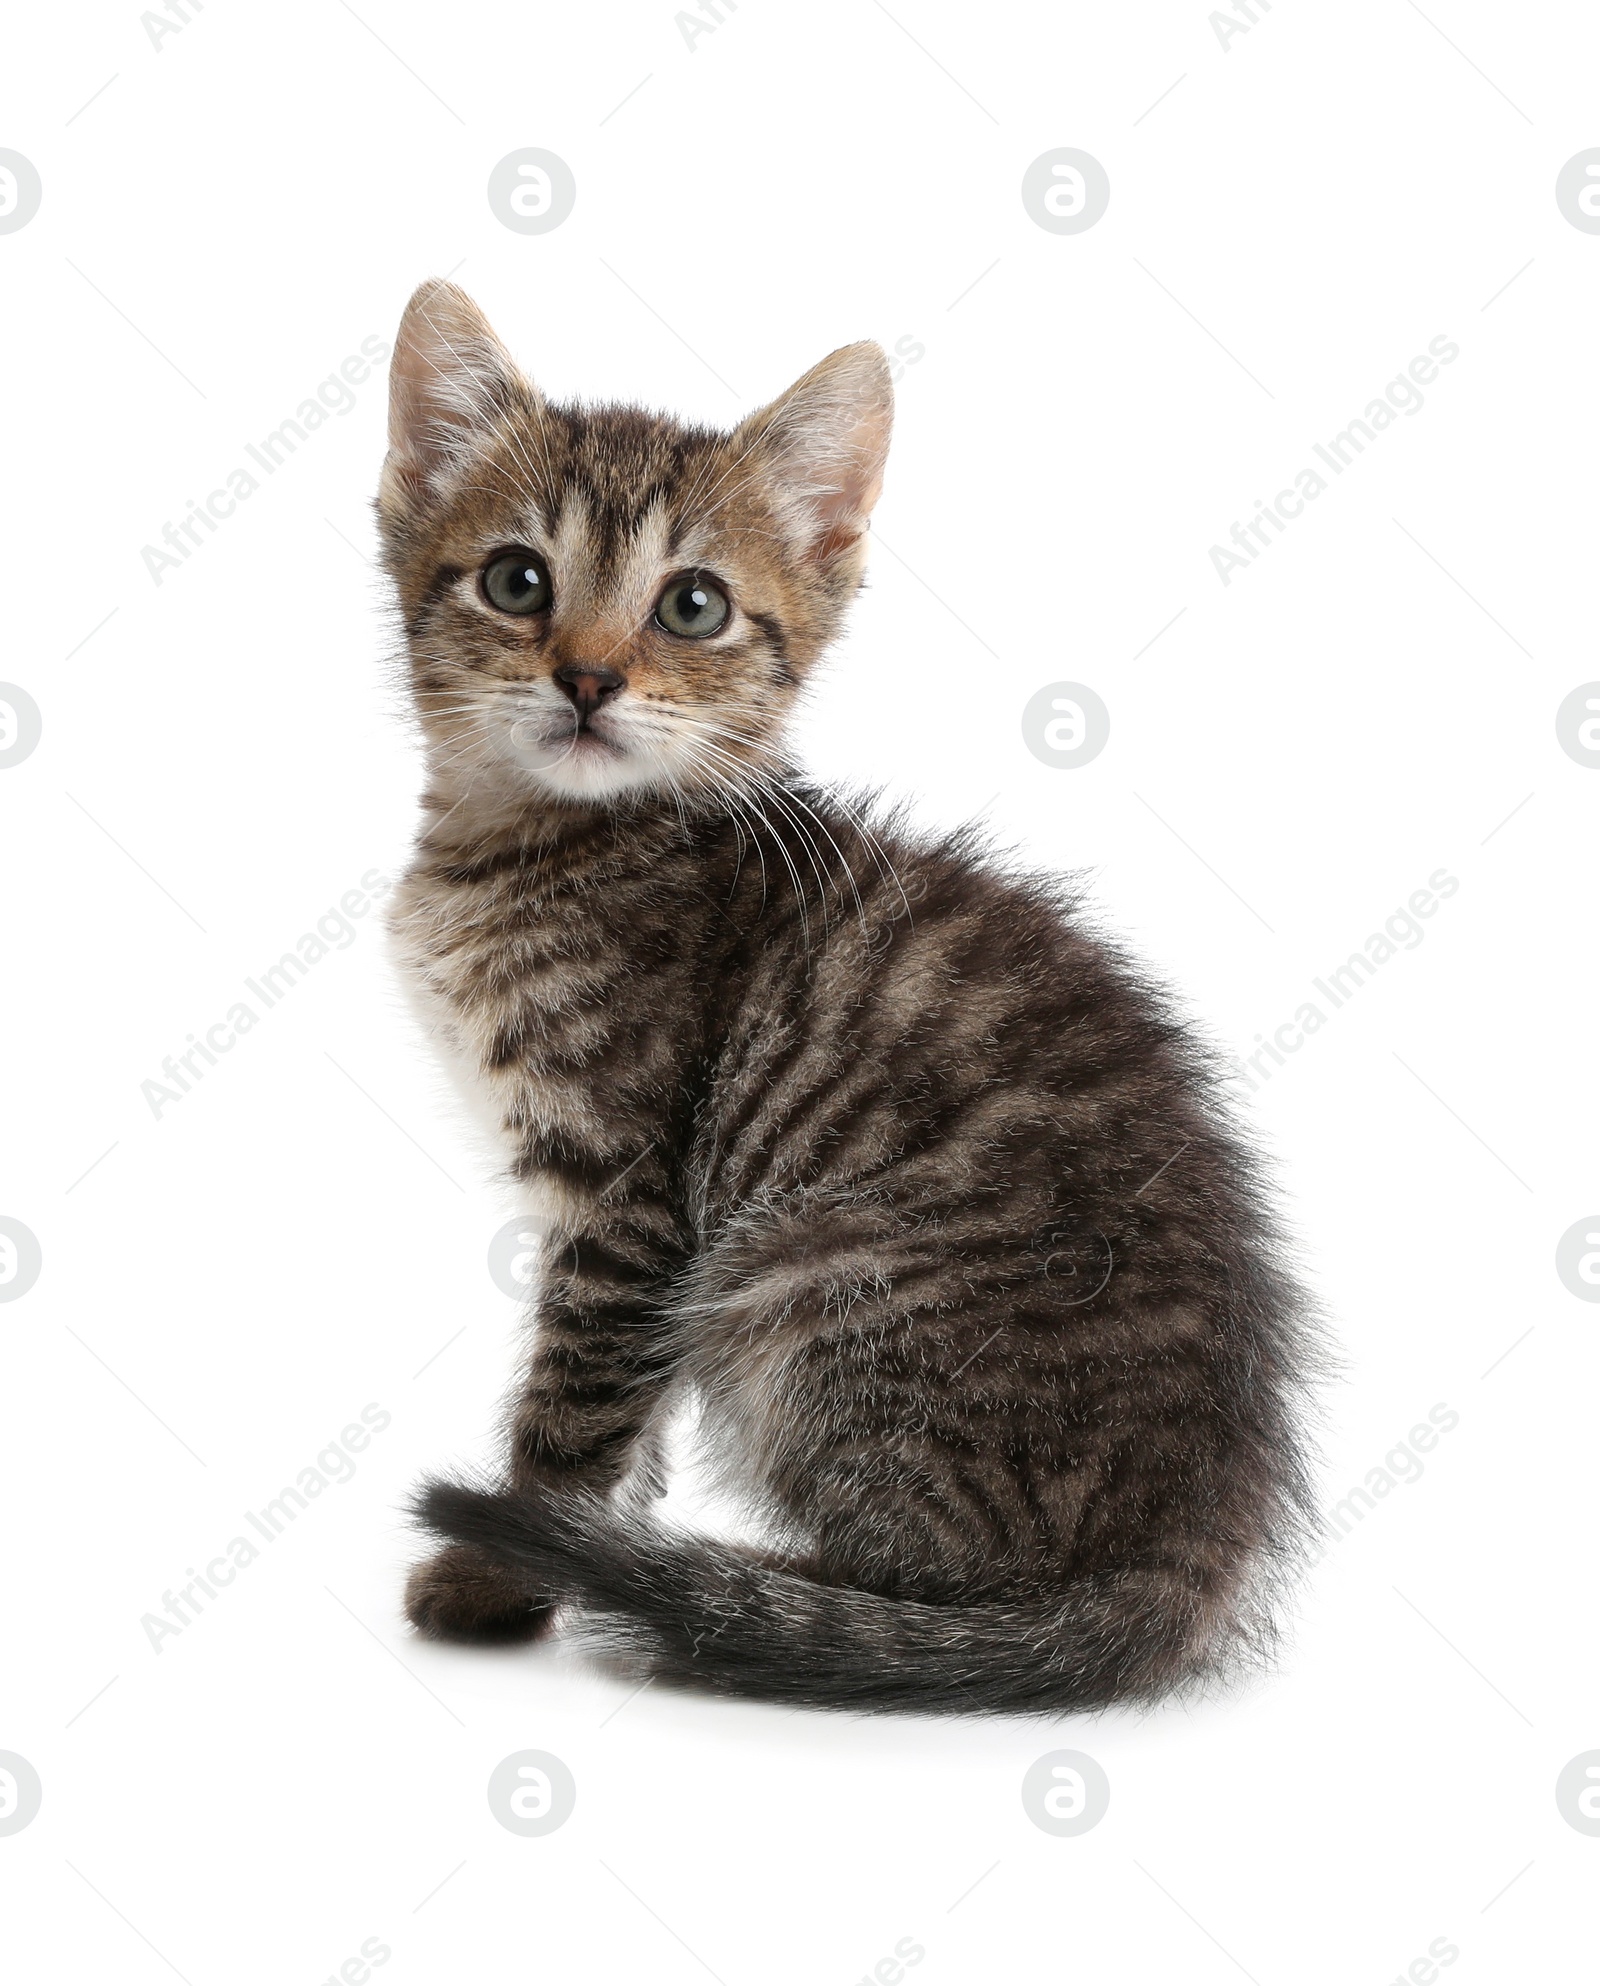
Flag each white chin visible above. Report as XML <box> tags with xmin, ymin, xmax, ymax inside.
<box><xmin>517</xmin><ymin>733</ymin><xmax>657</xmax><ymax>803</ymax></box>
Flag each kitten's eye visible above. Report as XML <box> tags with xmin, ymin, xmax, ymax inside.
<box><xmin>655</xmin><ymin>573</ymin><xmax>730</xmax><ymax>640</ymax></box>
<box><xmin>481</xmin><ymin>550</ymin><xmax>552</xmax><ymax>617</ymax></box>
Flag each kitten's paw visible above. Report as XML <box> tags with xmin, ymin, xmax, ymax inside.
<box><xmin>404</xmin><ymin>1542</ymin><xmax>553</xmax><ymax>1645</ymax></box>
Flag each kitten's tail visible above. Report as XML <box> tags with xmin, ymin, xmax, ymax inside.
<box><xmin>413</xmin><ymin>1478</ymin><xmax>1258</xmax><ymax>1714</ymax></box>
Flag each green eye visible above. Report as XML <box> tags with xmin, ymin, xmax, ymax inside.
<box><xmin>482</xmin><ymin>550</ymin><xmax>552</xmax><ymax>616</ymax></box>
<box><xmin>655</xmin><ymin>573</ymin><xmax>730</xmax><ymax>640</ymax></box>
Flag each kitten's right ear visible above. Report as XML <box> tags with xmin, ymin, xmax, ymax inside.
<box><xmin>381</xmin><ymin>280</ymin><xmax>530</xmax><ymax>514</ymax></box>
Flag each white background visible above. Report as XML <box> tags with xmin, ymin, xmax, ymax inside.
<box><xmin>3</xmin><ymin>2</ymin><xmax>1597</xmax><ymax>1980</ymax></box>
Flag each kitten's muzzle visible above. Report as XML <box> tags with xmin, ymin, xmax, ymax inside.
<box><xmin>553</xmin><ymin>661</ymin><xmax>625</xmax><ymax>725</ymax></box>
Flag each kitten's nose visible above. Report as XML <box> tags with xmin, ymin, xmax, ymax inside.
<box><xmin>553</xmin><ymin>661</ymin><xmax>625</xmax><ymax>721</ymax></box>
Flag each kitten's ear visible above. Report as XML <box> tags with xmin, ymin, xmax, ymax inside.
<box><xmin>382</xmin><ymin>280</ymin><xmax>532</xmax><ymax>512</ymax></box>
<box><xmin>732</xmin><ymin>344</ymin><xmax>893</xmax><ymax>563</ymax></box>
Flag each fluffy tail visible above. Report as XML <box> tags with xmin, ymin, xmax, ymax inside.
<box><xmin>413</xmin><ymin>1479</ymin><xmax>1257</xmax><ymax>1714</ymax></box>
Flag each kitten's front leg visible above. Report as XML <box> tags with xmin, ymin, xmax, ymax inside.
<box><xmin>404</xmin><ymin>1539</ymin><xmax>550</xmax><ymax>1646</ymax></box>
<box><xmin>405</xmin><ymin>1188</ymin><xmax>685</xmax><ymax>1644</ymax></box>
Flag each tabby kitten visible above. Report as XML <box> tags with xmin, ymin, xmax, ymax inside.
<box><xmin>383</xmin><ymin>280</ymin><xmax>1318</xmax><ymax>1713</ymax></box>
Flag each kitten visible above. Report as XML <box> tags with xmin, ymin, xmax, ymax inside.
<box><xmin>382</xmin><ymin>280</ymin><xmax>1320</xmax><ymax>1713</ymax></box>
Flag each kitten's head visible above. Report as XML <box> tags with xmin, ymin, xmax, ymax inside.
<box><xmin>377</xmin><ymin>280</ymin><xmax>892</xmax><ymax>811</ymax></box>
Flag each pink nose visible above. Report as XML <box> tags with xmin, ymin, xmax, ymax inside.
<box><xmin>553</xmin><ymin>662</ymin><xmax>625</xmax><ymax>720</ymax></box>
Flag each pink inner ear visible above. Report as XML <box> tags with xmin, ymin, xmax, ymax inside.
<box><xmin>805</xmin><ymin>450</ymin><xmax>886</xmax><ymax>563</ymax></box>
<box><xmin>811</xmin><ymin>515</ymin><xmax>868</xmax><ymax>565</ymax></box>
<box><xmin>390</xmin><ymin>341</ymin><xmax>498</xmax><ymax>485</ymax></box>
<box><xmin>733</xmin><ymin>344</ymin><xmax>892</xmax><ymax>562</ymax></box>
<box><xmin>390</xmin><ymin>338</ymin><xmax>443</xmax><ymax>453</ymax></box>
<box><xmin>385</xmin><ymin>281</ymin><xmax>525</xmax><ymax>495</ymax></box>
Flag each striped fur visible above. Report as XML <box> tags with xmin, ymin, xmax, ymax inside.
<box><xmin>380</xmin><ymin>282</ymin><xmax>1322</xmax><ymax>1711</ymax></box>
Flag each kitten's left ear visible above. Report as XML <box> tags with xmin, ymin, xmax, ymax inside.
<box><xmin>732</xmin><ymin>344</ymin><xmax>893</xmax><ymax>563</ymax></box>
<box><xmin>381</xmin><ymin>279</ymin><xmax>534</xmax><ymax>516</ymax></box>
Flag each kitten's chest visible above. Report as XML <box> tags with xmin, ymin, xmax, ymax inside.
<box><xmin>389</xmin><ymin>848</ymin><xmax>710</xmax><ymax>1141</ymax></box>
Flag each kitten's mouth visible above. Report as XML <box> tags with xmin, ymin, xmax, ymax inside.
<box><xmin>505</xmin><ymin>710</ymin><xmax>623</xmax><ymax>773</ymax></box>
